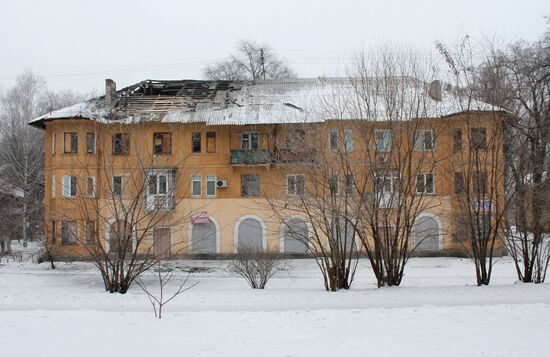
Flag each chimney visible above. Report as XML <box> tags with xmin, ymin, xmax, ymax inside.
<box><xmin>428</xmin><ymin>80</ymin><xmax>442</xmax><ymax>101</ymax></box>
<box><xmin>105</xmin><ymin>79</ymin><xmax>116</xmax><ymax>106</ymax></box>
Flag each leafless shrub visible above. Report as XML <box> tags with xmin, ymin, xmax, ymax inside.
<box><xmin>228</xmin><ymin>246</ymin><xmax>288</xmax><ymax>289</ymax></box>
<box><xmin>136</xmin><ymin>261</ymin><xmax>198</xmax><ymax>319</ymax></box>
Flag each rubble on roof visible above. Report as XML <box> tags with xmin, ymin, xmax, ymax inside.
<box><xmin>28</xmin><ymin>78</ymin><xmax>500</xmax><ymax>128</ymax></box>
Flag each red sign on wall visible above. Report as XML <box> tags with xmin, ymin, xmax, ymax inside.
<box><xmin>191</xmin><ymin>211</ymin><xmax>209</xmax><ymax>225</ymax></box>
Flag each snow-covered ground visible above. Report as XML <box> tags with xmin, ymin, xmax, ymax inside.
<box><xmin>1</xmin><ymin>244</ymin><xmax>549</xmax><ymax>356</ymax></box>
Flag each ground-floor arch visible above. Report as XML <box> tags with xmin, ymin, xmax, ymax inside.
<box><xmin>414</xmin><ymin>214</ymin><xmax>441</xmax><ymax>250</ymax></box>
<box><xmin>234</xmin><ymin>215</ymin><xmax>266</xmax><ymax>252</ymax></box>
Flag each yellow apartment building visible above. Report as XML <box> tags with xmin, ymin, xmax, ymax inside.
<box><xmin>29</xmin><ymin>78</ymin><xmax>507</xmax><ymax>258</ymax></box>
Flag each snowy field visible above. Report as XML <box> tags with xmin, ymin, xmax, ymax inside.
<box><xmin>1</xmin><ymin>245</ymin><xmax>549</xmax><ymax>357</ymax></box>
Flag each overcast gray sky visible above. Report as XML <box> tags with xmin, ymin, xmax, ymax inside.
<box><xmin>0</xmin><ymin>0</ymin><xmax>548</xmax><ymax>94</ymax></box>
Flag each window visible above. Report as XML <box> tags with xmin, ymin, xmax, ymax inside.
<box><xmin>52</xmin><ymin>176</ymin><xmax>56</xmax><ymax>198</ymax></box>
<box><xmin>454</xmin><ymin>172</ymin><xmax>464</xmax><ymax>194</ymax></box>
<box><xmin>206</xmin><ymin>132</ymin><xmax>216</xmax><ymax>153</ymax></box>
<box><xmin>86</xmin><ymin>132</ymin><xmax>96</xmax><ymax>154</ymax></box>
<box><xmin>85</xmin><ymin>176</ymin><xmax>96</xmax><ymax>197</ymax></box>
<box><xmin>85</xmin><ymin>221</ymin><xmax>96</xmax><ymax>245</ymax></box>
<box><xmin>145</xmin><ymin>170</ymin><xmax>175</xmax><ymax>210</ymax></box>
<box><xmin>192</xmin><ymin>132</ymin><xmax>201</xmax><ymax>152</ymax></box>
<box><xmin>344</xmin><ymin>130</ymin><xmax>353</xmax><ymax>152</ymax></box>
<box><xmin>328</xmin><ymin>130</ymin><xmax>338</xmax><ymax>151</ymax></box>
<box><xmin>415</xmin><ymin>130</ymin><xmax>434</xmax><ymax>151</ymax></box>
<box><xmin>61</xmin><ymin>221</ymin><xmax>77</xmax><ymax>245</ymax></box>
<box><xmin>112</xmin><ymin>133</ymin><xmax>130</xmax><ymax>155</ymax></box>
<box><xmin>375</xmin><ymin>130</ymin><xmax>392</xmax><ymax>152</ymax></box>
<box><xmin>473</xmin><ymin>171</ymin><xmax>487</xmax><ymax>194</ymax></box>
<box><xmin>375</xmin><ymin>172</ymin><xmax>399</xmax><ymax>193</ymax></box>
<box><xmin>62</xmin><ymin>176</ymin><xmax>77</xmax><ymax>197</ymax></box>
<box><xmin>471</xmin><ymin>128</ymin><xmax>487</xmax><ymax>150</ymax></box>
<box><xmin>287</xmin><ymin>174</ymin><xmax>305</xmax><ymax>195</ymax></box>
<box><xmin>241</xmin><ymin>131</ymin><xmax>259</xmax><ymax>150</ymax></box>
<box><xmin>416</xmin><ymin>173</ymin><xmax>435</xmax><ymax>194</ymax></box>
<box><xmin>153</xmin><ymin>132</ymin><xmax>171</xmax><ymax>154</ymax></box>
<box><xmin>241</xmin><ymin>174</ymin><xmax>260</xmax><ymax>196</ymax></box>
<box><xmin>192</xmin><ymin>175</ymin><xmax>202</xmax><ymax>197</ymax></box>
<box><xmin>286</xmin><ymin>129</ymin><xmax>305</xmax><ymax>150</ymax></box>
<box><xmin>51</xmin><ymin>133</ymin><xmax>56</xmax><ymax>155</ymax></box>
<box><xmin>329</xmin><ymin>175</ymin><xmax>339</xmax><ymax>195</ymax></box>
<box><xmin>64</xmin><ymin>132</ymin><xmax>78</xmax><ymax>154</ymax></box>
<box><xmin>206</xmin><ymin>175</ymin><xmax>216</xmax><ymax>197</ymax></box>
<box><xmin>345</xmin><ymin>174</ymin><xmax>355</xmax><ymax>195</ymax></box>
<box><xmin>113</xmin><ymin>175</ymin><xmax>123</xmax><ymax>196</ymax></box>
<box><xmin>454</xmin><ymin>129</ymin><xmax>463</xmax><ymax>152</ymax></box>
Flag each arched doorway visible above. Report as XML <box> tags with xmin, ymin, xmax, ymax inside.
<box><xmin>191</xmin><ymin>219</ymin><xmax>218</xmax><ymax>253</ymax></box>
<box><xmin>282</xmin><ymin>218</ymin><xmax>309</xmax><ymax>254</ymax></box>
<box><xmin>236</xmin><ymin>217</ymin><xmax>264</xmax><ymax>251</ymax></box>
<box><xmin>109</xmin><ymin>220</ymin><xmax>133</xmax><ymax>254</ymax></box>
<box><xmin>414</xmin><ymin>215</ymin><xmax>440</xmax><ymax>250</ymax></box>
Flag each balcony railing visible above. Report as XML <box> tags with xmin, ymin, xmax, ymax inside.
<box><xmin>145</xmin><ymin>195</ymin><xmax>176</xmax><ymax>212</ymax></box>
<box><xmin>230</xmin><ymin>150</ymin><xmax>271</xmax><ymax>165</ymax></box>
<box><xmin>274</xmin><ymin>149</ymin><xmax>316</xmax><ymax>164</ymax></box>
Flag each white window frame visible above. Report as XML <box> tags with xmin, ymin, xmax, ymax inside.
<box><xmin>416</xmin><ymin>173</ymin><xmax>435</xmax><ymax>194</ymax></box>
<box><xmin>287</xmin><ymin>174</ymin><xmax>305</xmax><ymax>196</ymax></box>
<box><xmin>145</xmin><ymin>169</ymin><xmax>175</xmax><ymax>211</ymax></box>
<box><xmin>192</xmin><ymin>175</ymin><xmax>202</xmax><ymax>197</ymax></box>
<box><xmin>328</xmin><ymin>130</ymin><xmax>338</xmax><ymax>151</ymax></box>
<box><xmin>240</xmin><ymin>131</ymin><xmax>259</xmax><ymax>150</ymax></box>
<box><xmin>62</xmin><ymin>175</ymin><xmax>77</xmax><ymax>198</ymax></box>
<box><xmin>85</xmin><ymin>176</ymin><xmax>96</xmax><ymax>197</ymax></box>
<box><xmin>206</xmin><ymin>175</ymin><xmax>216</xmax><ymax>197</ymax></box>
<box><xmin>344</xmin><ymin>129</ymin><xmax>353</xmax><ymax>152</ymax></box>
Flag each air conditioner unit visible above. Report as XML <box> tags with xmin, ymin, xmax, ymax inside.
<box><xmin>216</xmin><ymin>179</ymin><xmax>228</xmax><ymax>188</ymax></box>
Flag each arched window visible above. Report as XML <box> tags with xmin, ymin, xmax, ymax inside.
<box><xmin>237</xmin><ymin>217</ymin><xmax>264</xmax><ymax>251</ymax></box>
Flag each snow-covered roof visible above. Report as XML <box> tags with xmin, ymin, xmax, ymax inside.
<box><xmin>28</xmin><ymin>77</ymin><xmax>501</xmax><ymax>128</ymax></box>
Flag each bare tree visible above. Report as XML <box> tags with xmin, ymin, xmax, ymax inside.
<box><xmin>48</xmin><ymin>122</ymin><xmax>199</xmax><ymax>293</ymax></box>
<box><xmin>0</xmin><ymin>71</ymin><xmax>84</xmax><ymax>249</ymax></box>
<box><xmin>203</xmin><ymin>40</ymin><xmax>296</xmax><ymax>80</ymax></box>
<box><xmin>228</xmin><ymin>246</ymin><xmax>287</xmax><ymax>289</ymax></box>
<box><xmin>498</xmin><ymin>28</ymin><xmax>550</xmax><ymax>283</ymax></box>
<box><xmin>265</xmin><ymin>119</ymin><xmax>361</xmax><ymax>291</ymax></box>
<box><xmin>437</xmin><ymin>38</ymin><xmax>510</xmax><ymax>286</ymax></box>
<box><xmin>136</xmin><ymin>261</ymin><xmax>198</xmax><ymax>319</ymax></box>
<box><xmin>346</xmin><ymin>49</ymin><xmax>448</xmax><ymax>287</ymax></box>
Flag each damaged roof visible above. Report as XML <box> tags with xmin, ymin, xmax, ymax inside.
<box><xmin>28</xmin><ymin>77</ymin><xmax>499</xmax><ymax>128</ymax></box>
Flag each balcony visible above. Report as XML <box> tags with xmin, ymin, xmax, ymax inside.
<box><xmin>145</xmin><ymin>195</ymin><xmax>176</xmax><ymax>212</ymax></box>
<box><xmin>274</xmin><ymin>149</ymin><xmax>316</xmax><ymax>164</ymax></box>
<box><xmin>230</xmin><ymin>150</ymin><xmax>271</xmax><ymax>165</ymax></box>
